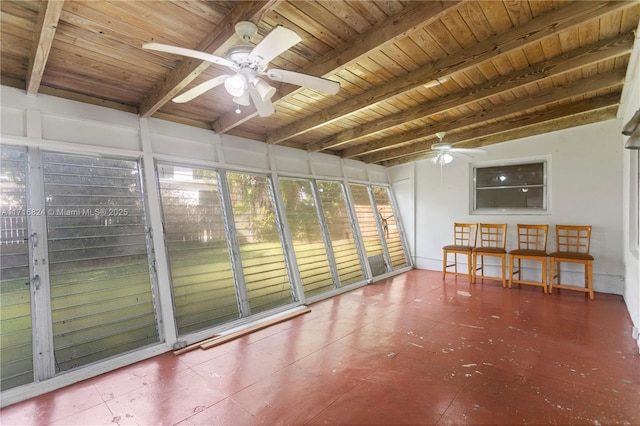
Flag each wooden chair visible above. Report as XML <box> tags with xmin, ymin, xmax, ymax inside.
<box><xmin>549</xmin><ymin>225</ymin><xmax>594</xmax><ymax>300</ymax></box>
<box><xmin>509</xmin><ymin>224</ymin><xmax>549</xmax><ymax>293</ymax></box>
<box><xmin>472</xmin><ymin>223</ymin><xmax>508</xmax><ymax>287</ymax></box>
<box><xmin>442</xmin><ymin>223</ymin><xmax>477</xmax><ymax>282</ymax></box>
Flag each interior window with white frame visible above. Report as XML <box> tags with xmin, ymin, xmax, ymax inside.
<box><xmin>473</xmin><ymin>160</ymin><xmax>547</xmax><ymax>213</ymax></box>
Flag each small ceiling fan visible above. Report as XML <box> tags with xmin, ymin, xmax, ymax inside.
<box><xmin>430</xmin><ymin>132</ymin><xmax>486</xmax><ymax>165</ymax></box>
<box><xmin>143</xmin><ymin>21</ymin><xmax>340</xmax><ymax>117</ymax></box>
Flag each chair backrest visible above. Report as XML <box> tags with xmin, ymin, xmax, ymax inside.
<box><xmin>516</xmin><ymin>224</ymin><xmax>548</xmax><ymax>251</ymax></box>
<box><xmin>478</xmin><ymin>223</ymin><xmax>507</xmax><ymax>249</ymax></box>
<box><xmin>453</xmin><ymin>223</ymin><xmax>478</xmax><ymax>247</ymax></box>
<box><xmin>555</xmin><ymin>225</ymin><xmax>592</xmax><ymax>254</ymax></box>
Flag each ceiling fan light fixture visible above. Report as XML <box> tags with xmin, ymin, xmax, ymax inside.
<box><xmin>235</xmin><ymin>21</ymin><xmax>257</xmax><ymax>42</ymax></box>
<box><xmin>224</xmin><ymin>74</ymin><xmax>246</xmax><ymax>97</ymax></box>
<box><xmin>432</xmin><ymin>153</ymin><xmax>453</xmax><ymax>165</ymax></box>
<box><xmin>253</xmin><ymin>78</ymin><xmax>276</xmax><ymax>102</ymax></box>
<box><xmin>233</xmin><ymin>90</ymin><xmax>251</xmax><ymax>106</ymax></box>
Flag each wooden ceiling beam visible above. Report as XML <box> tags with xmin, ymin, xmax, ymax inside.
<box><xmin>381</xmin><ymin>104</ymin><xmax>619</xmax><ymax>167</ymax></box>
<box><xmin>212</xmin><ymin>1</ymin><xmax>463</xmax><ymax>135</ymax></box>
<box><xmin>273</xmin><ymin>1</ymin><xmax>633</xmax><ymax>147</ymax></box>
<box><xmin>307</xmin><ymin>32</ymin><xmax>634</xmax><ymax>153</ymax></box>
<box><xmin>363</xmin><ymin>93</ymin><xmax>620</xmax><ymax>164</ymax></box>
<box><xmin>139</xmin><ymin>1</ymin><xmax>280</xmax><ymax>118</ymax></box>
<box><xmin>340</xmin><ymin>68</ymin><xmax>626</xmax><ymax>159</ymax></box>
<box><xmin>26</xmin><ymin>0</ymin><xmax>64</xmax><ymax>94</ymax></box>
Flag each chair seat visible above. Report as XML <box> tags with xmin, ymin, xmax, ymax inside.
<box><xmin>443</xmin><ymin>245</ymin><xmax>474</xmax><ymax>251</ymax></box>
<box><xmin>509</xmin><ymin>249</ymin><xmax>547</xmax><ymax>257</ymax></box>
<box><xmin>473</xmin><ymin>247</ymin><xmax>506</xmax><ymax>254</ymax></box>
<box><xmin>549</xmin><ymin>251</ymin><xmax>594</xmax><ymax>261</ymax></box>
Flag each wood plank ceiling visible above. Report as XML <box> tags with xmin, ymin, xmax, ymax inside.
<box><xmin>1</xmin><ymin>1</ymin><xmax>639</xmax><ymax>166</ymax></box>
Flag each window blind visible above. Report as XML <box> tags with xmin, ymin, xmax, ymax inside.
<box><xmin>0</xmin><ymin>146</ymin><xmax>33</xmax><ymax>390</ymax></box>
<box><xmin>372</xmin><ymin>186</ymin><xmax>408</xmax><ymax>270</ymax></box>
<box><xmin>227</xmin><ymin>172</ymin><xmax>294</xmax><ymax>314</ymax></box>
<box><xmin>43</xmin><ymin>152</ymin><xmax>158</xmax><ymax>372</ymax></box>
<box><xmin>317</xmin><ymin>181</ymin><xmax>364</xmax><ymax>285</ymax></box>
<box><xmin>280</xmin><ymin>178</ymin><xmax>335</xmax><ymax>297</ymax></box>
<box><xmin>157</xmin><ymin>164</ymin><xmax>239</xmax><ymax>335</ymax></box>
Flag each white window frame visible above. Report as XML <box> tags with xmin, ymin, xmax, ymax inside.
<box><xmin>470</xmin><ymin>156</ymin><xmax>550</xmax><ymax>215</ymax></box>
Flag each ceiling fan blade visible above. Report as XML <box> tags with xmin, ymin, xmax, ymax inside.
<box><xmin>172</xmin><ymin>75</ymin><xmax>231</xmax><ymax>103</ymax></box>
<box><xmin>449</xmin><ymin>151</ymin><xmax>472</xmax><ymax>159</ymax></box>
<box><xmin>143</xmin><ymin>42</ymin><xmax>235</xmax><ymax>68</ymax></box>
<box><xmin>266</xmin><ymin>69</ymin><xmax>340</xmax><ymax>94</ymax></box>
<box><xmin>248</xmin><ymin>25</ymin><xmax>301</xmax><ymax>66</ymax></box>
<box><xmin>248</xmin><ymin>85</ymin><xmax>275</xmax><ymax>117</ymax></box>
<box><xmin>449</xmin><ymin>148</ymin><xmax>487</xmax><ymax>155</ymax></box>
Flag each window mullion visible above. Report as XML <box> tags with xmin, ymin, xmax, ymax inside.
<box><xmin>270</xmin><ymin>173</ymin><xmax>305</xmax><ymax>304</ymax></box>
<box><xmin>217</xmin><ymin>171</ymin><xmax>251</xmax><ymax>317</ymax></box>
<box><xmin>140</xmin><ymin>119</ymin><xmax>177</xmax><ymax>346</ymax></box>
<box><xmin>25</xmin><ymin>147</ymin><xmax>56</xmax><ymax>381</ymax></box>
<box><xmin>368</xmin><ymin>186</ymin><xmax>393</xmax><ymax>272</ymax></box>
<box><xmin>310</xmin><ymin>179</ymin><xmax>340</xmax><ymax>289</ymax></box>
<box><xmin>344</xmin><ymin>182</ymin><xmax>372</xmax><ymax>282</ymax></box>
<box><xmin>269</xmin><ymin>174</ymin><xmax>301</xmax><ymax>303</ymax></box>
<box><xmin>137</xmin><ymin>159</ymin><xmax>165</xmax><ymax>343</ymax></box>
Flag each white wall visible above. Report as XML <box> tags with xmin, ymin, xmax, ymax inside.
<box><xmin>390</xmin><ymin>120</ymin><xmax>625</xmax><ymax>294</ymax></box>
<box><xmin>0</xmin><ymin>86</ymin><xmax>389</xmax><ymax>184</ymax></box>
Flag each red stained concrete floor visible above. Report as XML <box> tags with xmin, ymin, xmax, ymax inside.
<box><xmin>2</xmin><ymin>269</ymin><xmax>639</xmax><ymax>425</ymax></box>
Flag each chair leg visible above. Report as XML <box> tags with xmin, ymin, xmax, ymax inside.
<box><xmin>508</xmin><ymin>257</ymin><xmax>514</xmax><ymax>288</ymax></box>
<box><xmin>454</xmin><ymin>253</ymin><xmax>458</xmax><ymax>275</ymax></box>
<box><xmin>587</xmin><ymin>261</ymin><xmax>594</xmax><ymax>300</ymax></box>
<box><xmin>541</xmin><ymin>258</ymin><xmax>547</xmax><ymax>293</ymax></box>
<box><xmin>442</xmin><ymin>250</ymin><xmax>447</xmax><ymax>280</ymax></box>
<box><xmin>471</xmin><ymin>254</ymin><xmax>476</xmax><ymax>284</ymax></box>
<box><xmin>549</xmin><ymin>259</ymin><xmax>555</xmax><ymax>294</ymax></box>
<box><xmin>501</xmin><ymin>255</ymin><xmax>506</xmax><ymax>288</ymax></box>
<box><xmin>515</xmin><ymin>258</ymin><xmax>521</xmax><ymax>284</ymax></box>
<box><xmin>468</xmin><ymin>253</ymin><xmax>473</xmax><ymax>283</ymax></box>
<box><xmin>584</xmin><ymin>262</ymin><xmax>589</xmax><ymax>299</ymax></box>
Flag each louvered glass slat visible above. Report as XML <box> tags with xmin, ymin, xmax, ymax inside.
<box><xmin>280</xmin><ymin>178</ymin><xmax>334</xmax><ymax>297</ymax></box>
<box><xmin>227</xmin><ymin>173</ymin><xmax>294</xmax><ymax>313</ymax></box>
<box><xmin>42</xmin><ymin>152</ymin><xmax>158</xmax><ymax>372</ymax></box>
<box><xmin>349</xmin><ymin>184</ymin><xmax>386</xmax><ymax>276</ymax></box>
<box><xmin>157</xmin><ymin>164</ymin><xmax>239</xmax><ymax>335</ymax></box>
<box><xmin>317</xmin><ymin>181</ymin><xmax>364</xmax><ymax>286</ymax></box>
<box><xmin>0</xmin><ymin>146</ymin><xmax>33</xmax><ymax>390</ymax></box>
<box><xmin>372</xmin><ymin>186</ymin><xmax>408</xmax><ymax>270</ymax></box>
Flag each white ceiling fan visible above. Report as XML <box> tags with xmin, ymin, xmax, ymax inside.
<box><xmin>430</xmin><ymin>132</ymin><xmax>486</xmax><ymax>165</ymax></box>
<box><xmin>143</xmin><ymin>21</ymin><xmax>340</xmax><ymax>117</ymax></box>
